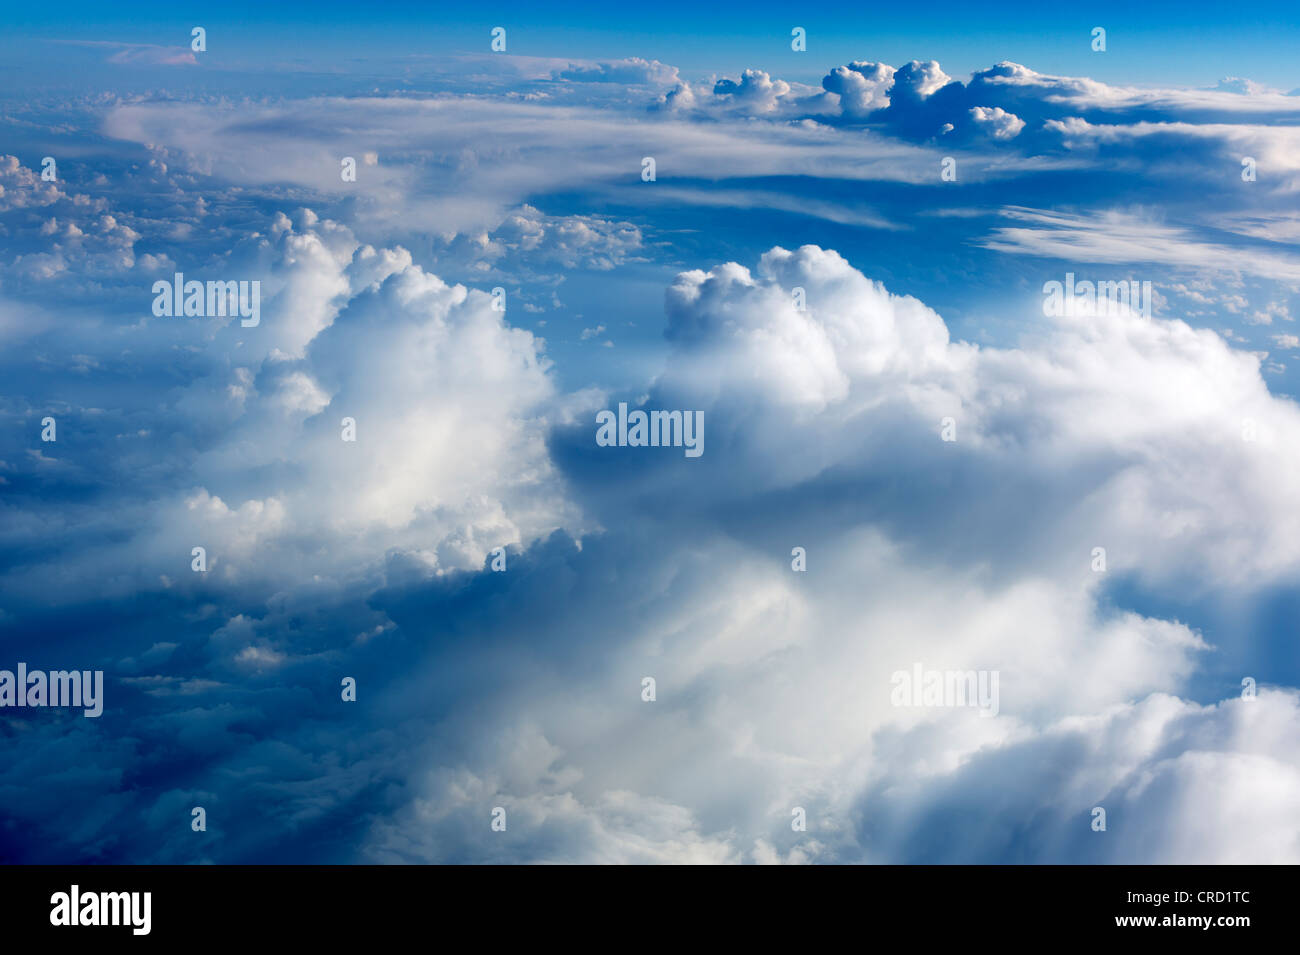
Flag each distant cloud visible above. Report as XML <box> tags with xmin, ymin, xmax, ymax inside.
<box><xmin>969</xmin><ymin>105</ymin><xmax>1025</xmax><ymax>140</ymax></box>
<box><xmin>1215</xmin><ymin>77</ymin><xmax>1282</xmax><ymax>95</ymax></box>
<box><xmin>982</xmin><ymin>207</ymin><xmax>1300</xmax><ymax>282</ymax></box>
<box><xmin>553</xmin><ymin>57</ymin><xmax>680</xmax><ymax>86</ymax></box>
<box><xmin>712</xmin><ymin>69</ymin><xmax>793</xmax><ymax>115</ymax></box>
<box><xmin>61</xmin><ymin>39</ymin><xmax>198</xmax><ymax>66</ymax></box>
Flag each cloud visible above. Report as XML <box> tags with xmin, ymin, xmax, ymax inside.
<box><xmin>711</xmin><ymin>69</ymin><xmax>794</xmax><ymax>115</ymax></box>
<box><xmin>6</xmin><ymin>44</ymin><xmax>1300</xmax><ymax>865</ymax></box>
<box><xmin>961</xmin><ymin>60</ymin><xmax>1300</xmax><ymax>118</ymax></box>
<box><xmin>1045</xmin><ymin>117</ymin><xmax>1300</xmax><ymax>183</ymax></box>
<box><xmin>982</xmin><ymin>207</ymin><xmax>1300</xmax><ymax>282</ymax></box>
<box><xmin>969</xmin><ymin>105</ymin><xmax>1025</xmax><ymax>140</ymax></box>
<box><xmin>553</xmin><ymin>57</ymin><xmax>680</xmax><ymax>86</ymax></box>
<box><xmin>860</xmin><ymin>690</ymin><xmax>1300</xmax><ymax>863</ymax></box>
<box><xmin>1215</xmin><ymin>77</ymin><xmax>1283</xmax><ymax>96</ymax></box>
<box><xmin>656</xmin><ymin>81</ymin><xmax>697</xmax><ymax>112</ymax></box>
<box><xmin>0</xmin><ymin>209</ymin><xmax>585</xmax><ymax>620</ymax></box>
<box><xmin>644</xmin><ymin>185</ymin><xmax>901</xmax><ymax>230</ymax></box>
<box><xmin>344</xmin><ymin>244</ymin><xmax>1300</xmax><ymax>863</ymax></box>
<box><xmin>6</xmin><ymin>240</ymin><xmax>1300</xmax><ymax>863</ymax></box>
<box><xmin>820</xmin><ymin>61</ymin><xmax>896</xmax><ymax>117</ymax></box>
<box><xmin>434</xmin><ymin>204</ymin><xmax>644</xmax><ymax>276</ymax></box>
<box><xmin>59</xmin><ymin>40</ymin><xmax>198</xmax><ymax>67</ymax></box>
<box><xmin>654</xmin><ymin>56</ymin><xmax>1300</xmax><ymax>164</ymax></box>
<box><xmin>0</xmin><ymin>155</ymin><xmax>66</xmax><ymax>212</ymax></box>
<box><xmin>639</xmin><ymin>244</ymin><xmax>1300</xmax><ymax>585</ymax></box>
<box><xmin>101</xmin><ymin>96</ymin><xmax>950</xmax><ymax>244</ymax></box>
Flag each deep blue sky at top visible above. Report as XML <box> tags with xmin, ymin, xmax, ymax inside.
<box><xmin>2</xmin><ymin>0</ymin><xmax>1298</xmax><ymax>90</ymax></box>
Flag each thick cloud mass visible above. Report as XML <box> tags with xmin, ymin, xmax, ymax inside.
<box><xmin>333</xmin><ymin>244</ymin><xmax>1300</xmax><ymax>864</ymax></box>
<box><xmin>10</xmin><ymin>234</ymin><xmax>1297</xmax><ymax>863</ymax></box>
<box><xmin>655</xmin><ymin>246</ymin><xmax>1300</xmax><ymax>586</ymax></box>
<box><xmin>0</xmin><ymin>206</ymin><xmax>584</xmax><ymax>616</ymax></box>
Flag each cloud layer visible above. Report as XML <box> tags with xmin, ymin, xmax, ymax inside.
<box><xmin>2</xmin><ymin>41</ymin><xmax>1299</xmax><ymax>864</ymax></box>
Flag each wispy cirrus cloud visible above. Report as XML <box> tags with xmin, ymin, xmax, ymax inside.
<box><xmin>58</xmin><ymin>39</ymin><xmax>198</xmax><ymax>67</ymax></box>
<box><xmin>981</xmin><ymin>207</ymin><xmax>1300</xmax><ymax>282</ymax></box>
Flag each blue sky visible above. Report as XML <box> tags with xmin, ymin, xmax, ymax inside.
<box><xmin>6</xmin><ymin>1</ymin><xmax>1300</xmax><ymax>88</ymax></box>
<box><xmin>1</xmin><ymin>2</ymin><xmax>1299</xmax><ymax>863</ymax></box>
